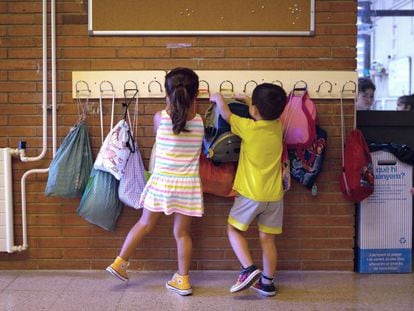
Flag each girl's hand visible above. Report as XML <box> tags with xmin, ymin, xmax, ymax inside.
<box><xmin>209</xmin><ymin>93</ymin><xmax>224</xmax><ymax>104</ymax></box>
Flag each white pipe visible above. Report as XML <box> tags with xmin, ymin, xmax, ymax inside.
<box><xmin>19</xmin><ymin>0</ymin><xmax>48</xmax><ymax>163</ymax></box>
<box><xmin>16</xmin><ymin>168</ymin><xmax>50</xmax><ymax>251</ymax></box>
<box><xmin>51</xmin><ymin>0</ymin><xmax>57</xmax><ymax>157</ymax></box>
<box><xmin>14</xmin><ymin>0</ymin><xmax>57</xmax><ymax>252</ymax></box>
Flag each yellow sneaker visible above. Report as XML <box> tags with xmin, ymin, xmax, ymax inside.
<box><xmin>106</xmin><ymin>256</ymin><xmax>129</xmax><ymax>282</ymax></box>
<box><xmin>166</xmin><ymin>272</ymin><xmax>192</xmax><ymax>296</ymax></box>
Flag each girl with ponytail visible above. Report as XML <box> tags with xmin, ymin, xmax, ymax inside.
<box><xmin>106</xmin><ymin>68</ymin><xmax>204</xmax><ymax>296</ymax></box>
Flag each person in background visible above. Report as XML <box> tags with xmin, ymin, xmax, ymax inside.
<box><xmin>396</xmin><ymin>94</ymin><xmax>414</xmax><ymax>111</ymax></box>
<box><xmin>106</xmin><ymin>68</ymin><xmax>204</xmax><ymax>296</ymax></box>
<box><xmin>210</xmin><ymin>83</ymin><xmax>287</xmax><ymax>297</ymax></box>
<box><xmin>356</xmin><ymin>77</ymin><xmax>376</xmax><ymax>111</ymax></box>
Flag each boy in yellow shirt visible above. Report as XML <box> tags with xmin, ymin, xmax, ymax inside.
<box><xmin>210</xmin><ymin>83</ymin><xmax>287</xmax><ymax>297</ymax></box>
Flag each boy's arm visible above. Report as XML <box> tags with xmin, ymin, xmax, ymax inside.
<box><xmin>233</xmin><ymin>93</ymin><xmax>252</xmax><ymax>107</ymax></box>
<box><xmin>210</xmin><ymin>92</ymin><xmax>232</xmax><ymax>123</ymax></box>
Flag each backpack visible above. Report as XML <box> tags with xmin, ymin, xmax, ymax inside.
<box><xmin>289</xmin><ymin>125</ymin><xmax>327</xmax><ymax>189</ymax></box>
<box><xmin>199</xmin><ymin>153</ymin><xmax>237</xmax><ymax>197</ymax></box>
<box><xmin>340</xmin><ymin>129</ymin><xmax>374</xmax><ymax>203</ymax></box>
<box><xmin>202</xmin><ymin>100</ymin><xmax>251</xmax><ymax>163</ymax></box>
<box><xmin>280</xmin><ymin>90</ymin><xmax>317</xmax><ymax>149</ymax></box>
<box><xmin>281</xmin><ymin>143</ymin><xmax>291</xmax><ymax>192</ymax></box>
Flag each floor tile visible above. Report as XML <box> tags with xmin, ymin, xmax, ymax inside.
<box><xmin>0</xmin><ymin>270</ymin><xmax>412</xmax><ymax>311</ymax></box>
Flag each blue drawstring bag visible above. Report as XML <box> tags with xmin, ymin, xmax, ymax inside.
<box><xmin>45</xmin><ymin>120</ymin><xmax>93</xmax><ymax>198</ymax></box>
<box><xmin>77</xmin><ymin>168</ymin><xmax>123</xmax><ymax>231</ymax></box>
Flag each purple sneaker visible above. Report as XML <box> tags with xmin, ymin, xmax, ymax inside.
<box><xmin>230</xmin><ymin>265</ymin><xmax>261</xmax><ymax>293</ymax></box>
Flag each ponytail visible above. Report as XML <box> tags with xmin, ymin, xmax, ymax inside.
<box><xmin>165</xmin><ymin>68</ymin><xmax>199</xmax><ymax>134</ymax></box>
<box><xmin>170</xmin><ymin>86</ymin><xmax>190</xmax><ymax>134</ymax></box>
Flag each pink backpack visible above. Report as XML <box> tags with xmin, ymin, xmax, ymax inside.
<box><xmin>280</xmin><ymin>90</ymin><xmax>317</xmax><ymax>149</ymax></box>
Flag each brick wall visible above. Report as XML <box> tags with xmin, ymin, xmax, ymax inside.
<box><xmin>0</xmin><ymin>1</ymin><xmax>357</xmax><ymax>271</ymax></box>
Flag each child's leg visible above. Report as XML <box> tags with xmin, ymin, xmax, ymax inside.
<box><xmin>107</xmin><ymin>209</ymin><xmax>161</xmax><ymax>282</ymax></box>
<box><xmin>173</xmin><ymin>213</ymin><xmax>193</xmax><ymax>276</ymax></box>
<box><xmin>227</xmin><ymin>223</ymin><xmax>261</xmax><ymax>293</ymax></box>
<box><xmin>166</xmin><ymin>213</ymin><xmax>193</xmax><ymax>296</ymax></box>
<box><xmin>227</xmin><ymin>223</ymin><xmax>254</xmax><ymax>268</ymax></box>
<box><xmin>259</xmin><ymin>231</ymin><xmax>277</xmax><ymax>284</ymax></box>
<box><xmin>226</xmin><ymin>196</ymin><xmax>262</xmax><ymax>293</ymax></box>
<box><xmin>119</xmin><ymin>208</ymin><xmax>161</xmax><ymax>260</ymax></box>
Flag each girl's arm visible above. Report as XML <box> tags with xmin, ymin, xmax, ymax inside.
<box><xmin>153</xmin><ymin>111</ymin><xmax>162</xmax><ymax>135</ymax></box>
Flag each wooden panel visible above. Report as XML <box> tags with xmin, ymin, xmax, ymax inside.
<box><xmin>72</xmin><ymin>70</ymin><xmax>358</xmax><ymax>99</ymax></box>
<box><xmin>88</xmin><ymin>0</ymin><xmax>315</xmax><ymax>36</ymax></box>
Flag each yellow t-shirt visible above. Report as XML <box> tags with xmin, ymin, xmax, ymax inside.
<box><xmin>230</xmin><ymin>114</ymin><xmax>284</xmax><ymax>202</ymax></box>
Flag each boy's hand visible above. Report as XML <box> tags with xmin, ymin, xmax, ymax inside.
<box><xmin>233</xmin><ymin>93</ymin><xmax>252</xmax><ymax>106</ymax></box>
<box><xmin>210</xmin><ymin>92</ymin><xmax>232</xmax><ymax>123</ymax></box>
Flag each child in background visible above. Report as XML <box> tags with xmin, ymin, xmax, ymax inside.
<box><xmin>356</xmin><ymin>77</ymin><xmax>376</xmax><ymax>110</ymax></box>
<box><xmin>210</xmin><ymin>83</ymin><xmax>287</xmax><ymax>297</ymax></box>
<box><xmin>396</xmin><ymin>94</ymin><xmax>414</xmax><ymax>111</ymax></box>
<box><xmin>106</xmin><ymin>68</ymin><xmax>204</xmax><ymax>296</ymax></box>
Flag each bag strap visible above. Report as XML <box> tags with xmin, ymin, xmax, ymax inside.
<box><xmin>99</xmin><ymin>80</ymin><xmax>115</xmax><ymax>144</ymax></box>
<box><xmin>339</xmin><ymin>82</ymin><xmax>358</xmax><ymax>167</ymax></box>
<box><xmin>301</xmin><ymin>92</ymin><xmax>317</xmax><ymax>143</ymax></box>
<box><xmin>123</xmin><ymin>81</ymin><xmax>140</xmax><ymax>154</ymax></box>
<box><xmin>282</xmin><ymin>91</ymin><xmax>305</xmax><ymax>141</ymax></box>
<box><xmin>125</xmin><ymin>91</ymin><xmax>139</xmax><ymax>139</ymax></box>
<box><xmin>75</xmin><ymin>80</ymin><xmax>90</xmax><ymax>123</ymax></box>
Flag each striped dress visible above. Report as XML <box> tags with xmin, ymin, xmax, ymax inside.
<box><xmin>139</xmin><ymin>110</ymin><xmax>204</xmax><ymax>217</ymax></box>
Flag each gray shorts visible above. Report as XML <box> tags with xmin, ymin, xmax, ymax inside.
<box><xmin>228</xmin><ymin>195</ymin><xmax>284</xmax><ymax>234</ymax></box>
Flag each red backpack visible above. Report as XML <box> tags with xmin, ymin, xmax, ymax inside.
<box><xmin>339</xmin><ymin>93</ymin><xmax>374</xmax><ymax>203</ymax></box>
<box><xmin>340</xmin><ymin>129</ymin><xmax>374</xmax><ymax>203</ymax></box>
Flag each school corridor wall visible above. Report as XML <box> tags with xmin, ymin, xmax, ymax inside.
<box><xmin>0</xmin><ymin>0</ymin><xmax>357</xmax><ymax>271</ymax></box>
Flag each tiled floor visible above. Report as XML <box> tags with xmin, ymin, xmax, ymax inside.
<box><xmin>0</xmin><ymin>270</ymin><xmax>413</xmax><ymax>311</ymax></box>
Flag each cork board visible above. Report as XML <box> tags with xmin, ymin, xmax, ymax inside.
<box><xmin>88</xmin><ymin>0</ymin><xmax>315</xmax><ymax>36</ymax></box>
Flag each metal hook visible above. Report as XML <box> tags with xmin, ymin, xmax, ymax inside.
<box><xmin>341</xmin><ymin>80</ymin><xmax>357</xmax><ymax>93</ymax></box>
<box><xmin>272</xmin><ymin>80</ymin><xmax>284</xmax><ymax>88</ymax></box>
<box><xmin>243</xmin><ymin>80</ymin><xmax>258</xmax><ymax>93</ymax></box>
<box><xmin>147</xmin><ymin>80</ymin><xmax>163</xmax><ymax>93</ymax></box>
<box><xmin>124</xmin><ymin>80</ymin><xmax>139</xmax><ymax>92</ymax></box>
<box><xmin>123</xmin><ymin>80</ymin><xmax>139</xmax><ymax>111</ymax></box>
<box><xmin>316</xmin><ymin>81</ymin><xmax>333</xmax><ymax>93</ymax></box>
<box><xmin>75</xmin><ymin>80</ymin><xmax>91</xmax><ymax>95</ymax></box>
<box><xmin>219</xmin><ymin>80</ymin><xmax>234</xmax><ymax>93</ymax></box>
<box><xmin>123</xmin><ymin>80</ymin><xmax>139</xmax><ymax>99</ymax></box>
<box><xmin>122</xmin><ymin>80</ymin><xmax>139</xmax><ymax>121</ymax></box>
<box><xmin>198</xmin><ymin>80</ymin><xmax>210</xmax><ymax>96</ymax></box>
<box><xmin>199</xmin><ymin>80</ymin><xmax>210</xmax><ymax>91</ymax></box>
<box><xmin>75</xmin><ymin>81</ymin><xmax>90</xmax><ymax>118</ymax></box>
<box><xmin>293</xmin><ymin>80</ymin><xmax>308</xmax><ymax>91</ymax></box>
<box><xmin>99</xmin><ymin>80</ymin><xmax>114</xmax><ymax>93</ymax></box>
